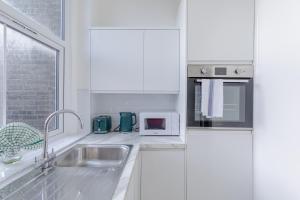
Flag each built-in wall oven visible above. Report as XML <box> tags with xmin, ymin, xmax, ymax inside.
<box><xmin>187</xmin><ymin>65</ymin><xmax>254</xmax><ymax>129</ymax></box>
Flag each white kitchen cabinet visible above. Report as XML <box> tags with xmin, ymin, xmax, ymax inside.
<box><xmin>186</xmin><ymin>130</ymin><xmax>252</xmax><ymax>200</ymax></box>
<box><xmin>91</xmin><ymin>30</ymin><xmax>144</xmax><ymax>92</ymax></box>
<box><xmin>144</xmin><ymin>30</ymin><xmax>180</xmax><ymax>93</ymax></box>
<box><xmin>188</xmin><ymin>0</ymin><xmax>255</xmax><ymax>62</ymax></box>
<box><xmin>90</xmin><ymin>29</ymin><xmax>180</xmax><ymax>93</ymax></box>
<box><xmin>141</xmin><ymin>150</ymin><xmax>185</xmax><ymax>200</ymax></box>
<box><xmin>125</xmin><ymin>153</ymin><xmax>141</xmax><ymax>200</ymax></box>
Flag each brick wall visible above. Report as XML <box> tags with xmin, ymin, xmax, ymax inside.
<box><xmin>0</xmin><ymin>60</ymin><xmax>3</xmax><ymax>127</ymax></box>
<box><xmin>5</xmin><ymin>29</ymin><xmax>57</xmax><ymax>131</ymax></box>
<box><xmin>0</xmin><ymin>26</ymin><xmax>3</xmax><ymax>126</ymax></box>
<box><xmin>4</xmin><ymin>0</ymin><xmax>62</xmax><ymax>37</ymax></box>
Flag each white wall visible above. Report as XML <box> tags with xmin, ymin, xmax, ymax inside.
<box><xmin>70</xmin><ymin>0</ymin><xmax>91</xmax><ymax>90</ymax></box>
<box><xmin>90</xmin><ymin>0</ymin><xmax>181</xmax><ymax>27</ymax></box>
<box><xmin>254</xmin><ymin>0</ymin><xmax>300</xmax><ymax>199</ymax></box>
<box><xmin>176</xmin><ymin>0</ymin><xmax>187</xmax><ymax>135</ymax></box>
<box><xmin>64</xmin><ymin>0</ymin><xmax>91</xmax><ymax>134</ymax></box>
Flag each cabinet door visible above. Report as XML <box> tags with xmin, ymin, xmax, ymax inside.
<box><xmin>188</xmin><ymin>0</ymin><xmax>254</xmax><ymax>62</ymax></box>
<box><xmin>187</xmin><ymin>131</ymin><xmax>252</xmax><ymax>200</ymax></box>
<box><xmin>125</xmin><ymin>153</ymin><xmax>141</xmax><ymax>200</ymax></box>
<box><xmin>91</xmin><ymin>30</ymin><xmax>144</xmax><ymax>92</ymax></box>
<box><xmin>141</xmin><ymin>150</ymin><xmax>185</xmax><ymax>200</ymax></box>
<box><xmin>144</xmin><ymin>30</ymin><xmax>180</xmax><ymax>93</ymax></box>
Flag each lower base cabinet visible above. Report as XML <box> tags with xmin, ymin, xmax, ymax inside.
<box><xmin>125</xmin><ymin>153</ymin><xmax>141</xmax><ymax>200</ymax></box>
<box><xmin>125</xmin><ymin>149</ymin><xmax>185</xmax><ymax>200</ymax></box>
<box><xmin>187</xmin><ymin>131</ymin><xmax>253</xmax><ymax>200</ymax></box>
<box><xmin>141</xmin><ymin>149</ymin><xmax>185</xmax><ymax>200</ymax></box>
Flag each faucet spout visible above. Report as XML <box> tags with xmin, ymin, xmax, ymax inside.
<box><xmin>42</xmin><ymin>109</ymin><xmax>84</xmax><ymax>165</ymax></box>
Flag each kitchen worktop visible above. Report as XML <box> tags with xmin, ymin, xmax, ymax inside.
<box><xmin>79</xmin><ymin>132</ymin><xmax>186</xmax><ymax>200</ymax></box>
<box><xmin>0</xmin><ymin>132</ymin><xmax>185</xmax><ymax>200</ymax></box>
<box><xmin>80</xmin><ymin>132</ymin><xmax>185</xmax><ymax>149</ymax></box>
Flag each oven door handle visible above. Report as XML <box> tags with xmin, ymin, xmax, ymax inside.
<box><xmin>195</xmin><ymin>79</ymin><xmax>249</xmax><ymax>83</ymax></box>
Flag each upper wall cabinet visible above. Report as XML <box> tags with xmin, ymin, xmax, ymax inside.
<box><xmin>90</xmin><ymin>29</ymin><xmax>180</xmax><ymax>93</ymax></box>
<box><xmin>144</xmin><ymin>30</ymin><xmax>179</xmax><ymax>92</ymax></box>
<box><xmin>91</xmin><ymin>30</ymin><xmax>144</xmax><ymax>92</ymax></box>
<box><xmin>188</xmin><ymin>0</ymin><xmax>255</xmax><ymax>63</ymax></box>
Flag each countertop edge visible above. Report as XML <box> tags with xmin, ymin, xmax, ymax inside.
<box><xmin>112</xmin><ymin>145</ymin><xmax>140</xmax><ymax>200</ymax></box>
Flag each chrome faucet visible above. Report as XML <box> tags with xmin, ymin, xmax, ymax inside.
<box><xmin>40</xmin><ymin>109</ymin><xmax>84</xmax><ymax>171</ymax></box>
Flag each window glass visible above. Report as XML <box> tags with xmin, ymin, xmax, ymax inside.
<box><xmin>5</xmin><ymin>27</ymin><xmax>58</xmax><ymax>131</ymax></box>
<box><xmin>3</xmin><ymin>0</ymin><xmax>64</xmax><ymax>39</ymax></box>
<box><xmin>0</xmin><ymin>24</ymin><xmax>3</xmax><ymax>126</ymax></box>
<box><xmin>222</xmin><ymin>85</ymin><xmax>246</xmax><ymax>122</ymax></box>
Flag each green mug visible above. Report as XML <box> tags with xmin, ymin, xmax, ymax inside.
<box><xmin>119</xmin><ymin>112</ymin><xmax>137</xmax><ymax>133</ymax></box>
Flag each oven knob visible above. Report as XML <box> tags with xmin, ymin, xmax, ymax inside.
<box><xmin>200</xmin><ymin>68</ymin><xmax>207</xmax><ymax>74</ymax></box>
<box><xmin>234</xmin><ymin>69</ymin><xmax>242</xmax><ymax>75</ymax></box>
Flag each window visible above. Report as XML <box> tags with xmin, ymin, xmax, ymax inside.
<box><xmin>2</xmin><ymin>0</ymin><xmax>64</xmax><ymax>39</ymax></box>
<box><xmin>5</xmin><ymin>27</ymin><xmax>59</xmax><ymax>131</ymax></box>
<box><xmin>0</xmin><ymin>1</ymin><xmax>65</xmax><ymax>133</ymax></box>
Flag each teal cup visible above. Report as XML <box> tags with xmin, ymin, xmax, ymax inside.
<box><xmin>119</xmin><ymin>112</ymin><xmax>137</xmax><ymax>133</ymax></box>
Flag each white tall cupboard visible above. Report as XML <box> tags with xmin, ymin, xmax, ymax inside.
<box><xmin>188</xmin><ymin>0</ymin><xmax>255</xmax><ymax>62</ymax></box>
<box><xmin>187</xmin><ymin>130</ymin><xmax>253</xmax><ymax>200</ymax></box>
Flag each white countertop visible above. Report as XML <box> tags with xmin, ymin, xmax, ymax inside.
<box><xmin>80</xmin><ymin>132</ymin><xmax>185</xmax><ymax>149</ymax></box>
<box><xmin>0</xmin><ymin>132</ymin><xmax>186</xmax><ymax>200</ymax></box>
<box><xmin>79</xmin><ymin>132</ymin><xmax>186</xmax><ymax>200</ymax></box>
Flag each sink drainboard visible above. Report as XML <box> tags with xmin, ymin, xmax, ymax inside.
<box><xmin>0</xmin><ymin>144</ymin><xmax>132</xmax><ymax>200</ymax></box>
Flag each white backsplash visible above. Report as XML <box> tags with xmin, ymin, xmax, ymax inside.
<box><xmin>91</xmin><ymin>94</ymin><xmax>178</xmax><ymax>129</ymax></box>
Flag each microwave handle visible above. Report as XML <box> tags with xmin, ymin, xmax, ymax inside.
<box><xmin>195</xmin><ymin>79</ymin><xmax>249</xmax><ymax>83</ymax></box>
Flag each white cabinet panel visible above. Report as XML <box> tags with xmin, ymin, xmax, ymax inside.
<box><xmin>141</xmin><ymin>150</ymin><xmax>185</xmax><ymax>200</ymax></box>
<box><xmin>187</xmin><ymin>131</ymin><xmax>252</xmax><ymax>200</ymax></box>
<box><xmin>144</xmin><ymin>30</ymin><xmax>180</xmax><ymax>93</ymax></box>
<box><xmin>91</xmin><ymin>30</ymin><xmax>144</xmax><ymax>92</ymax></box>
<box><xmin>188</xmin><ymin>0</ymin><xmax>254</xmax><ymax>62</ymax></box>
<box><xmin>125</xmin><ymin>153</ymin><xmax>141</xmax><ymax>200</ymax></box>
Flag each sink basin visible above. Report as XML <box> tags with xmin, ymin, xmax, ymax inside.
<box><xmin>1</xmin><ymin>144</ymin><xmax>132</xmax><ymax>200</ymax></box>
<box><xmin>55</xmin><ymin>144</ymin><xmax>130</xmax><ymax>168</ymax></box>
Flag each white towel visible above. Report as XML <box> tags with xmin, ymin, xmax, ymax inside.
<box><xmin>201</xmin><ymin>79</ymin><xmax>210</xmax><ymax>116</ymax></box>
<box><xmin>201</xmin><ymin>79</ymin><xmax>224</xmax><ymax>118</ymax></box>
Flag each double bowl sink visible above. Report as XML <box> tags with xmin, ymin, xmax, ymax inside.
<box><xmin>2</xmin><ymin>144</ymin><xmax>132</xmax><ymax>200</ymax></box>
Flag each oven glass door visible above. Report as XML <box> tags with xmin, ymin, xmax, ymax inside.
<box><xmin>187</xmin><ymin>78</ymin><xmax>253</xmax><ymax>128</ymax></box>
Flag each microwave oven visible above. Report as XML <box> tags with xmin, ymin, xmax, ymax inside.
<box><xmin>139</xmin><ymin>112</ymin><xmax>180</xmax><ymax>136</ymax></box>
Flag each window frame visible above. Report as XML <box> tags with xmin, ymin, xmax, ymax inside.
<box><xmin>0</xmin><ymin>0</ymin><xmax>66</xmax><ymax>46</ymax></box>
<box><xmin>0</xmin><ymin>0</ymin><xmax>68</xmax><ymax>136</ymax></box>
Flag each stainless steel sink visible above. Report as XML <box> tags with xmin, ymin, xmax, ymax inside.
<box><xmin>55</xmin><ymin>144</ymin><xmax>130</xmax><ymax>168</ymax></box>
<box><xmin>1</xmin><ymin>144</ymin><xmax>132</xmax><ymax>200</ymax></box>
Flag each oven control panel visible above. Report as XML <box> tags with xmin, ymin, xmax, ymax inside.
<box><xmin>188</xmin><ymin>64</ymin><xmax>254</xmax><ymax>78</ymax></box>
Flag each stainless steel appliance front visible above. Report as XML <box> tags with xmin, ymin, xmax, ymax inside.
<box><xmin>187</xmin><ymin>64</ymin><xmax>254</xmax><ymax>129</ymax></box>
